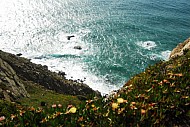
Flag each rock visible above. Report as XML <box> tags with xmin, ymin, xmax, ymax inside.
<box><xmin>0</xmin><ymin>58</ymin><xmax>29</xmax><ymax>101</ymax></box>
<box><xmin>170</xmin><ymin>38</ymin><xmax>190</xmax><ymax>59</ymax></box>
<box><xmin>16</xmin><ymin>53</ymin><xmax>22</xmax><ymax>56</ymax></box>
<box><xmin>67</xmin><ymin>35</ymin><xmax>75</xmax><ymax>40</ymax></box>
<box><xmin>74</xmin><ymin>46</ymin><xmax>82</xmax><ymax>50</ymax></box>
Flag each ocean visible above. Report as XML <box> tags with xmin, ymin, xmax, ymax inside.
<box><xmin>0</xmin><ymin>0</ymin><xmax>190</xmax><ymax>94</ymax></box>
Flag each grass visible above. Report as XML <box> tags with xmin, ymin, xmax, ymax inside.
<box><xmin>16</xmin><ymin>81</ymin><xmax>82</xmax><ymax>108</ymax></box>
<box><xmin>0</xmin><ymin>50</ymin><xmax>190</xmax><ymax>126</ymax></box>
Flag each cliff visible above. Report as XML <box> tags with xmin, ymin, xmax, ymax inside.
<box><xmin>0</xmin><ymin>50</ymin><xmax>100</xmax><ymax>101</ymax></box>
<box><xmin>0</xmin><ymin>58</ymin><xmax>29</xmax><ymax>101</ymax></box>
<box><xmin>170</xmin><ymin>37</ymin><xmax>190</xmax><ymax>59</ymax></box>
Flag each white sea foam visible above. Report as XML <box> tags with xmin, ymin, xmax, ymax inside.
<box><xmin>161</xmin><ymin>50</ymin><xmax>171</xmax><ymax>60</ymax></box>
<box><xmin>147</xmin><ymin>50</ymin><xmax>171</xmax><ymax>61</ymax></box>
<box><xmin>136</xmin><ymin>41</ymin><xmax>157</xmax><ymax>50</ymax></box>
<box><xmin>31</xmin><ymin>57</ymin><xmax>119</xmax><ymax>95</ymax></box>
<box><xmin>0</xmin><ymin>25</ymin><xmax>119</xmax><ymax>94</ymax></box>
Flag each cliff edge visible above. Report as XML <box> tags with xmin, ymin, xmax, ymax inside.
<box><xmin>0</xmin><ymin>50</ymin><xmax>100</xmax><ymax>101</ymax></box>
<box><xmin>170</xmin><ymin>37</ymin><xmax>190</xmax><ymax>59</ymax></box>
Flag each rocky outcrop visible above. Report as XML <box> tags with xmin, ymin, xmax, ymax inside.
<box><xmin>170</xmin><ymin>37</ymin><xmax>190</xmax><ymax>59</ymax></box>
<box><xmin>0</xmin><ymin>50</ymin><xmax>101</xmax><ymax>98</ymax></box>
<box><xmin>0</xmin><ymin>58</ymin><xmax>29</xmax><ymax>101</ymax></box>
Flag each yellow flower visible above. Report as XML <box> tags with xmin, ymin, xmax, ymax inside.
<box><xmin>68</xmin><ymin>107</ymin><xmax>77</xmax><ymax>113</ymax></box>
<box><xmin>112</xmin><ymin>103</ymin><xmax>119</xmax><ymax>109</ymax></box>
<box><xmin>117</xmin><ymin>98</ymin><xmax>124</xmax><ymax>104</ymax></box>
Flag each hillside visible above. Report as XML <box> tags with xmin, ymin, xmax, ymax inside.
<box><xmin>0</xmin><ymin>38</ymin><xmax>190</xmax><ymax>126</ymax></box>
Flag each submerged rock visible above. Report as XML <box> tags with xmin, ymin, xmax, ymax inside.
<box><xmin>74</xmin><ymin>46</ymin><xmax>82</xmax><ymax>50</ymax></box>
<box><xmin>67</xmin><ymin>35</ymin><xmax>75</xmax><ymax>40</ymax></box>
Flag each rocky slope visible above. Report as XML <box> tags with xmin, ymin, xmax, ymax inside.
<box><xmin>0</xmin><ymin>58</ymin><xmax>29</xmax><ymax>101</ymax></box>
<box><xmin>0</xmin><ymin>50</ymin><xmax>100</xmax><ymax>101</ymax></box>
<box><xmin>170</xmin><ymin>37</ymin><xmax>190</xmax><ymax>59</ymax></box>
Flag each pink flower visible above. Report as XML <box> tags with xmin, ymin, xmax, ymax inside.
<box><xmin>0</xmin><ymin>116</ymin><xmax>5</xmax><ymax>121</ymax></box>
<box><xmin>58</xmin><ymin>104</ymin><xmax>62</xmax><ymax>108</ymax></box>
<box><xmin>52</xmin><ymin>104</ymin><xmax>57</xmax><ymax>108</ymax></box>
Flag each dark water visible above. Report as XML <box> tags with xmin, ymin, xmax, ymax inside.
<box><xmin>0</xmin><ymin>0</ymin><xmax>190</xmax><ymax>94</ymax></box>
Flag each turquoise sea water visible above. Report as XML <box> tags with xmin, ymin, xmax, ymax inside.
<box><xmin>0</xmin><ymin>0</ymin><xmax>190</xmax><ymax>94</ymax></box>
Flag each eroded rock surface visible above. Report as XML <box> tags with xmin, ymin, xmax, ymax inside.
<box><xmin>170</xmin><ymin>38</ymin><xmax>190</xmax><ymax>59</ymax></box>
<box><xmin>0</xmin><ymin>58</ymin><xmax>29</xmax><ymax>101</ymax></box>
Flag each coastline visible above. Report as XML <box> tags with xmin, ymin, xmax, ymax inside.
<box><xmin>0</xmin><ymin>50</ymin><xmax>101</xmax><ymax>102</ymax></box>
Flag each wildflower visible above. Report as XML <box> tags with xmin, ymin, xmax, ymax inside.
<box><xmin>0</xmin><ymin>116</ymin><xmax>5</xmax><ymax>121</ymax></box>
<box><xmin>58</xmin><ymin>104</ymin><xmax>62</xmax><ymax>108</ymax></box>
<box><xmin>131</xmin><ymin>102</ymin><xmax>136</xmax><ymax>105</ymax></box>
<box><xmin>112</xmin><ymin>103</ymin><xmax>119</xmax><ymax>110</ymax></box>
<box><xmin>68</xmin><ymin>107</ymin><xmax>77</xmax><ymax>113</ymax></box>
<box><xmin>29</xmin><ymin>107</ymin><xmax>35</xmax><ymax>111</ymax></box>
<box><xmin>78</xmin><ymin>116</ymin><xmax>83</xmax><ymax>122</ymax></box>
<box><xmin>181</xmin><ymin>96</ymin><xmax>189</xmax><ymax>99</ymax></box>
<box><xmin>118</xmin><ymin>108</ymin><xmax>125</xmax><ymax>114</ymax></box>
<box><xmin>10</xmin><ymin>114</ymin><xmax>16</xmax><ymax>120</ymax></box>
<box><xmin>36</xmin><ymin>108</ymin><xmax>43</xmax><ymax>113</ymax></box>
<box><xmin>40</xmin><ymin>118</ymin><xmax>48</xmax><ymax>123</ymax></box>
<box><xmin>52</xmin><ymin>104</ymin><xmax>57</xmax><ymax>108</ymax></box>
<box><xmin>130</xmin><ymin>106</ymin><xmax>137</xmax><ymax>110</ymax></box>
<box><xmin>174</xmin><ymin>89</ymin><xmax>181</xmax><ymax>93</ymax></box>
<box><xmin>158</xmin><ymin>81</ymin><xmax>163</xmax><ymax>86</ymax></box>
<box><xmin>148</xmin><ymin>103</ymin><xmax>156</xmax><ymax>107</ymax></box>
<box><xmin>55</xmin><ymin>112</ymin><xmax>63</xmax><ymax>116</ymax></box>
<box><xmin>163</xmin><ymin>79</ymin><xmax>169</xmax><ymax>83</ymax></box>
<box><xmin>93</xmin><ymin>107</ymin><xmax>99</xmax><ymax>111</ymax></box>
<box><xmin>117</xmin><ymin>98</ymin><xmax>124</xmax><ymax>104</ymax></box>
<box><xmin>86</xmin><ymin>100</ymin><xmax>93</xmax><ymax>104</ymax></box>
<box><xmin>174</xmin><ymin>73</ymin><xmax>183</xmax><ymax>77</ymax></box>
<box><xmin>91</xmin><ymin>104</ymin><xmax>95</xmax><ymax>108</ymax></box>
<box><xmin>19</xmin><ymin>110</ymin><xmax>26</xmax><ymax>116</ymax></box>
<box><xmin>141</xmin><ymin>109</ymin><xmax>146</xmax><ymax>114</ymax></box>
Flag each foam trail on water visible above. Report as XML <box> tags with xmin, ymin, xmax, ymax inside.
<box><xmin>136</xmin><ymin>41</ymin><xmax>157</xmax><ymax>50</ymax></box>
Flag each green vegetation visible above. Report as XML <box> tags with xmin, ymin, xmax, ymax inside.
<box><xmin>0</xmin><ymin>51</ymin><xmax>190</xmax><ymax>126</ymax></box>
<box><xmin>17</xmin><ymin>81</ymin><xmax>81</xmax><ymax>108</ymax></box>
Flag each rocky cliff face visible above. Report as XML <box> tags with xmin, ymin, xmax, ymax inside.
<box><xmin>0</xmin><ymin>58</ymin><xmax>29</xmax><ymax>101</ymax></box>
<box><xmin>170</xmin><ymin>37</ymin><xmax>190</xmax><ymax>59</ymax></box>
<box><xmin>0</xmin><ymin>50</ymin><xmax>100</xmax><ymax>101</ymax></box>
